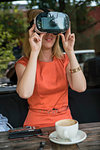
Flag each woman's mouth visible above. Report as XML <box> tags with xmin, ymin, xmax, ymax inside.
<box><xmin>45</xmin><ymin>38</ymin><xmax>52</xmax><ymax>42</ymax></box>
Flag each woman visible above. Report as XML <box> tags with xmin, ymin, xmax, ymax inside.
<box><xmin>15</xmin><ymin>9</ymin><xmax>86</xmax><ymax>128</ymax></box>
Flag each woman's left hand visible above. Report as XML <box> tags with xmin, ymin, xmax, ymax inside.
<box><xmin>59</xmin><ymin>27</ymin><xmax>75</xmax><ymax>53</ymax></box>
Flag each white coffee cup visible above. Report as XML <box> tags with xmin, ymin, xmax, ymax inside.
<box><xmin>55</xmin><ymin>119</ymin><xmax>78</xmax><ymax>141</ymax></box>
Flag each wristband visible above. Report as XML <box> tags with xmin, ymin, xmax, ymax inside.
<box><xmin>70</xmin><ymin>66</ymin><xmax>81</xmax><ymax>73</ymax></box>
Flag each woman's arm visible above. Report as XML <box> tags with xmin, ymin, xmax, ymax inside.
<box><xmin>16</xmin><ymin>25</ymin><xmax>45</xmax><ymax>98</ymax></box>
<box><xmin>59</xmin><ymin>28</ymin><xmax>86</xmax><ymax>92</ymax></box>
<box><xmin>15</xmin><ymin>51</ymin><xmax>38</xmax><ymax>99</ymax></box>
<box><xmin>66</xmin><ymin>51</ymin><xmax>86</xmax><ymax>92</ymax></box>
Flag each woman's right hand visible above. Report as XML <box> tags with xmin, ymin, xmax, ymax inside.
<box><xmin>29</xmin><ymin>24</ymin><xmax>45</xmax><ymax>55</ymax></box>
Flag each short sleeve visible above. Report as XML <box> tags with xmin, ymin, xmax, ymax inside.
<box><xmin>15</xmin><ymin>56</ymin><xmax>29</xmax><ymax>68</ymax></box>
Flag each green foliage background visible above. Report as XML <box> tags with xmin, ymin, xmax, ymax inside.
<box><xmin>0</xmin><ymin>25</ymin><xmax>17</xmax><ymax>77</ymax></box>
<box><xmin>0</xmin><ymin>5</ymin><xmax>27</xmax><ymax>77</ymax></box>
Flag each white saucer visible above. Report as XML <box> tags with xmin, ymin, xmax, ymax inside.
<box><xmin>49</xmin><ymin>130</ymin><xmax>87</xmax><ymax>145</ymax></box>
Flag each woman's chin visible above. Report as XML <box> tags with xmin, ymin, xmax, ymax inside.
<box><xmin>42</xmin><ymin>44</ymin><xmax>53</xmax><ymax>50</ymax></box>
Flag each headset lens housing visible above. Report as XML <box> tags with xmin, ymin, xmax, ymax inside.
<box><xmin>35</xmin><ymin>12</ymin><xmax>70</xmax><ymax>34</ymax></box>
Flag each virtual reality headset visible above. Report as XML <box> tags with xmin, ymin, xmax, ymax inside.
<box><xmin>29</xmin><ymin>11</ymin><xmax>70</xmax><ymax>35</ymax></box>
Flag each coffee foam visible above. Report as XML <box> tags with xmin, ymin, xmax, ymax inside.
<box><xmin>57</xmin><ymin>119</ymin><xmax>77</xmax><ymax>126</ymax></box>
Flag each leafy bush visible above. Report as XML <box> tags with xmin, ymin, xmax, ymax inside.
<box><xmin>0</xmin><ymin>25</ymin><xmax>18</xmax><ymax>77</ymax></box>
<box><xmin>0</xmin><ymin>9</ymin><xmax>27</xmax><ymax>78</ymax></box>
<box><xmin>0</xmin><ymin>9</ymin><xmax>27</xmax><ymax>39</ymax></box>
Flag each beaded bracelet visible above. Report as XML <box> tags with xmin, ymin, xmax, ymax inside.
<box><xmin>70</xmin><ymin>66</ymin><xmax>81</xmax><ymax>73</ymax></box>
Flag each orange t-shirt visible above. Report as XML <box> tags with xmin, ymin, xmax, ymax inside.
<box><xmin>15</xmin><ymin>54</ymin><xmax>72</xmax><ymax>128</ymax></box>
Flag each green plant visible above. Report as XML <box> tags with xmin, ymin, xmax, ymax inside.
<box><xmin>0</xmin><ymin>25</ymin><xmax>18</xmax><ymax>77</ymax></box>
<box><xmin>0</xmin><ymin>8</ymin><xmax>27</xmax><ymax>78</ymax></box>
<box><xmin>0</xmin><ymin>10</ymin><xmax>27</xmax><ymax>39</ymax></box>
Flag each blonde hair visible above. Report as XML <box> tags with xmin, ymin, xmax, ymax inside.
<box><xmin>23</xmin><ymin>9</ymin><xmax>63</xmax><ymax>59</ymax></box>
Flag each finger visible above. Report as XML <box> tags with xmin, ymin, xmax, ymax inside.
<box><xmin>69</xmin><ymin>21</ymin><xmax>71</xmax><ymax>34</ymax></box>
<box><xmin>30</xmin><ymin>32</ymin><xmax>40</xmax><ymax>42</ymax></box>
<box><xmin>31</xmin><ymin>35</ymin><xmax>40</xmax><ymax>42</ymax></box>
<box><xmin>40</xmin><ymin>33</ymin><xmax>46</xmax><ymax>40</ymax></box>
<box><xmin>31</xmin><ymin>32</ymin><xmax>40</xmax><ymax>39</ymax></box>
<box><xmin>71</xmin><ymin>33</ymin><xmax>75</xmax><ymax>41</ymax></box>
<box><xmin>65</xmin><ymin>27</ymin><xmax>70</xmax><ymax>40</ymax></box>
<box><xmin>29</xmin><ymin>24</ymin><xmax>35</xmax><ymax>32</ymax></box>
<box><xmin>33</xmin><ymin>33</ymin><xmax>41</xmax><ymax>41</ymax></box>
<box><xmin>34</xmin><ymin>37</ymin><xmax>40</xmax><ymax>42</ymax></box>
<box><xmin>32</xmin><ymin>32</ymin><xmax>39</xmax><ymax>37</ymax></box>
<box><xmin>29</xmin><ymin>24</ymin><xmax>35</xmax><ymax>37</ymax></box>
<box><xmin>69</xmin><ymin>33</ymin><xmax>75</xmax><ymax>40</ymax></box>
